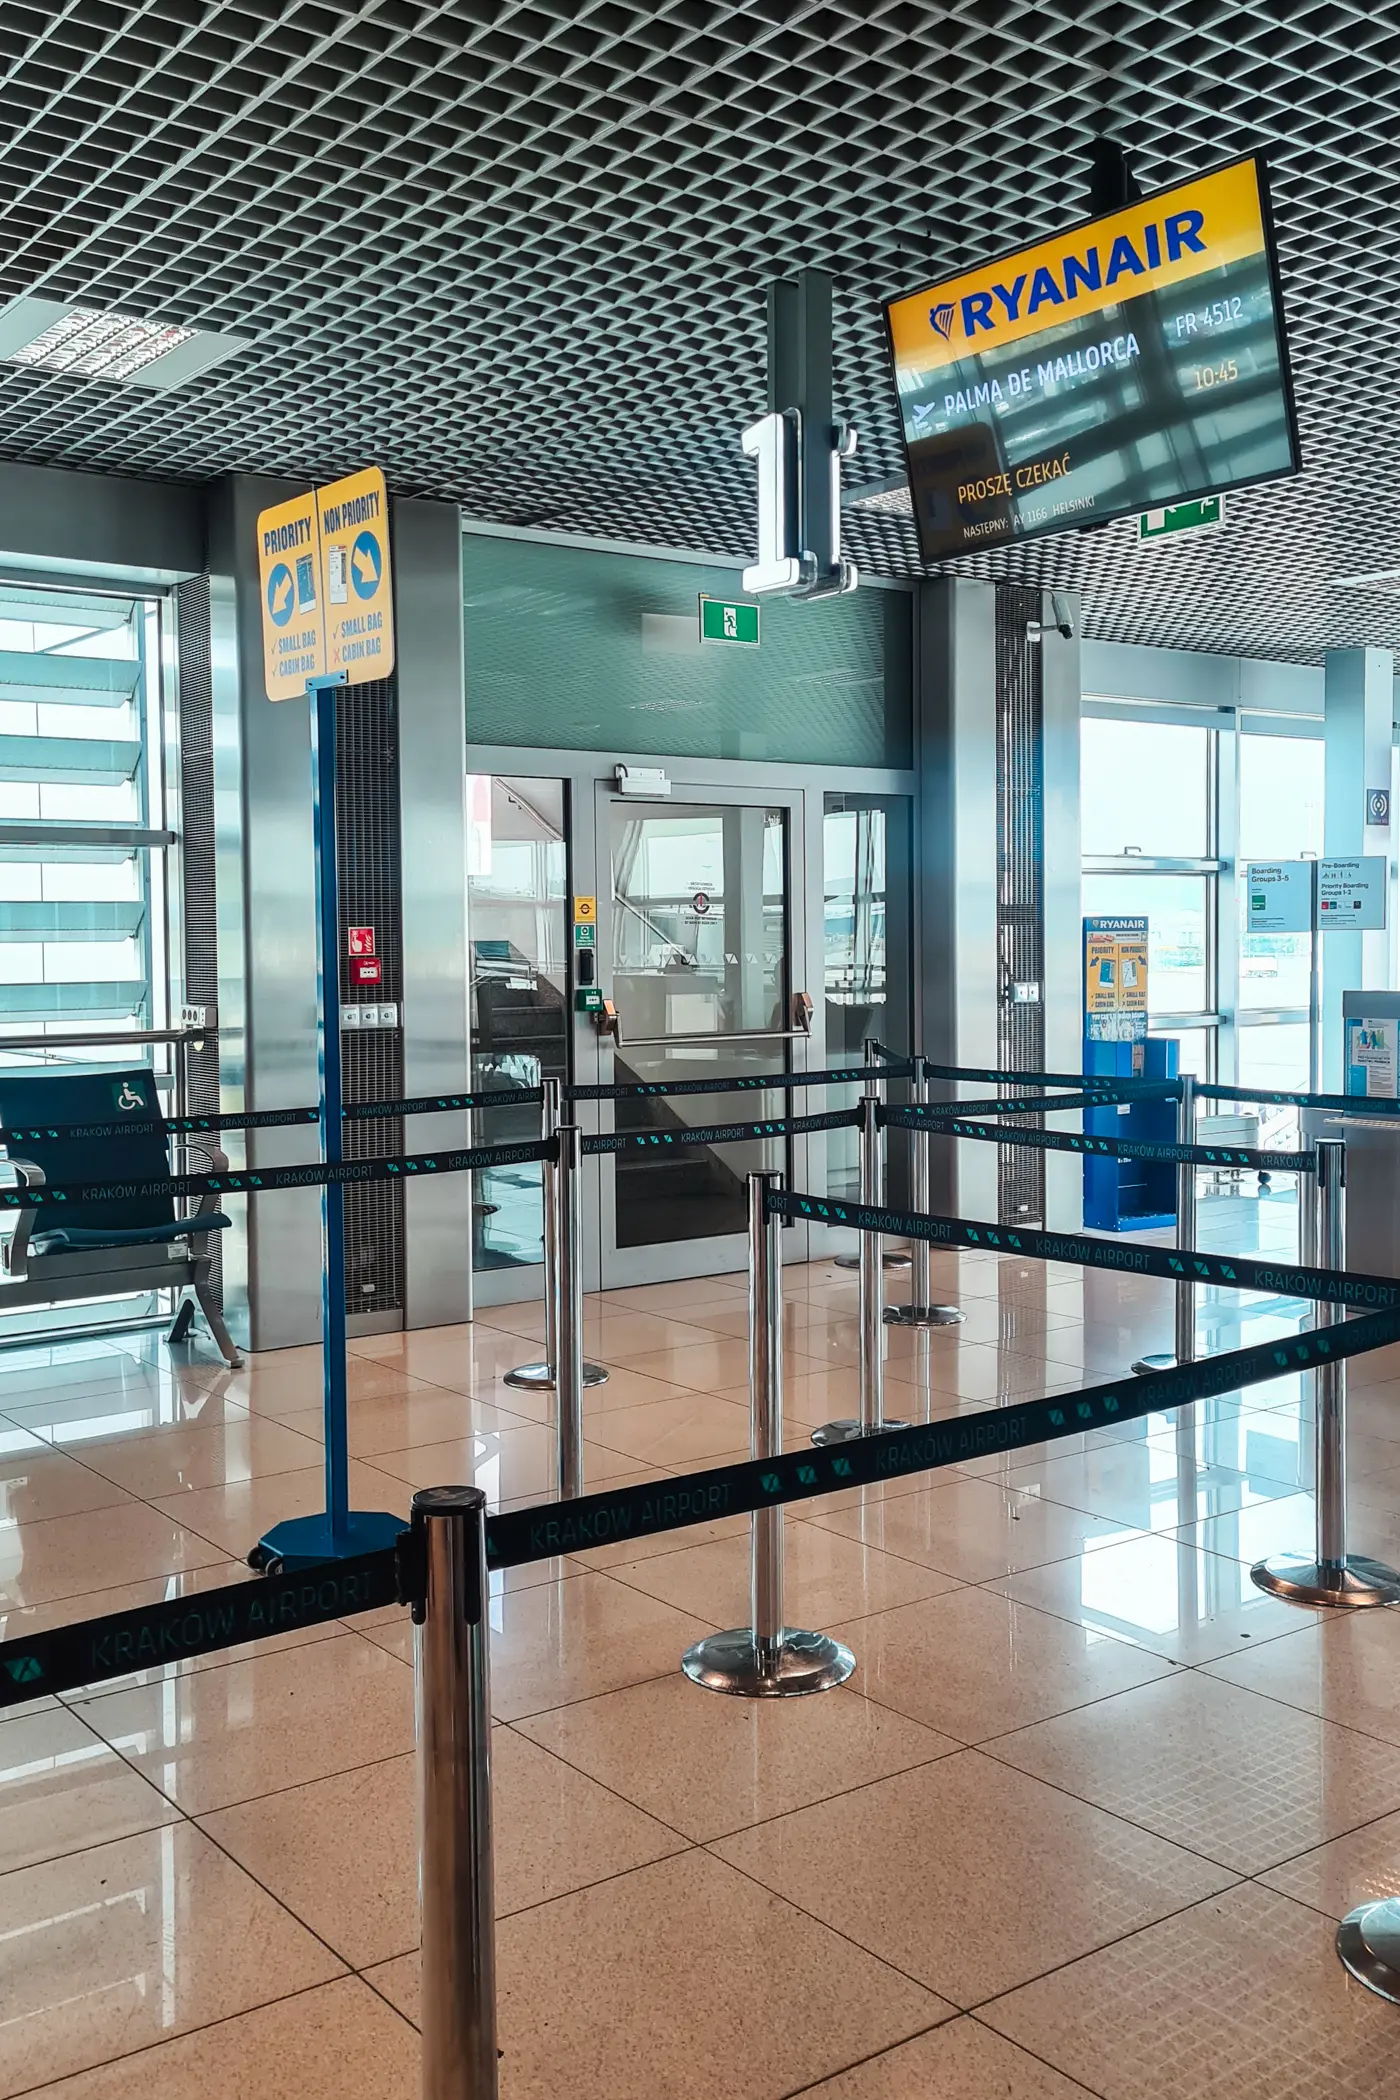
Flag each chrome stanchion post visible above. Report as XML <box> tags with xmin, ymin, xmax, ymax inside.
<box><xmin>885</xmin><ymin>1056</ymin><xmax>964</xmax><ymax>1331</ymax></box>
<box><xmin>506</xmin><ymin>1081</ymin><xmax>607</xmax><ymax>1392</ymax></box>
<box><xmin>835</xmin><ymin>1038</ymin><xmax>910</xmax><ymax>1273</ymax></box>
<box><xmin>1132</xmin><ymin>1073</ymin><xmax>1197</xmax><ymax>1375</ymax></box>
<box><xmin>683</xmin><ymin>1172</ymin><xmax>854</xmax><ymax>1697</ymax></box>
<box><xmin>1255</xmin><ymin>1137</ymin><xmax>1400</xmax><ymax>1609</ymax></box>
<box><xmin>555</xmin><ymin>1123</ymin><xmax>585</xmax><ymax>1502</ymax></box>
<box><xmin>813</xmin><ymin>1093</ymin><xmax>907</xmax><ymax>1446</ymax></box>
<box><xmin>413</xmin><ymin>1485</ymin><xmax>499</xmax><ymax>2100</ymax></box>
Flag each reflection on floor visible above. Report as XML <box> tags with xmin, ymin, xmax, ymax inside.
<box><xmin>4</xmin><ymin>1225</ymin><xmax>1400</xmax><ymax>2098</ymax></box>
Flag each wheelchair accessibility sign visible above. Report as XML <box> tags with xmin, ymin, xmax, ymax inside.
<box><xmin>112</xmin><ymin>1079</ymin><xmax>148</xmax><ymax>1113</ymax></box>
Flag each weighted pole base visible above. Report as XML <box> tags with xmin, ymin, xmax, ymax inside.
<box><xmin>884</xmin><ymin>1304</ymin><xmax>965</xmax><ymax>1329</ymax></box>
<box><xmin>835</xmin><ymin>1251</ymin><xmax>911</xmax><ymax>1271</ymax></box>
<box><xmin>1251</xmin><ymin>1553</ymin><xmax>1400</xmax><ymax>1609</ymax></box>
<box><xmin>1338</xmin><ymin>1898</ymin><xmax>1400</xmax><ymax>2004</ymax></box>
<box><xmin>503</xmin><ymin>1360</ymin><xmax>609</xmax><ymax>1390</ymax></box>
<box><xmin>1131</xmin><ymin>1351</ymin><xmax>1178</xmax><ymax>1375</ymax></box>
<box><xmin>682</xmin><ymin>1625</ymin><xmax>855</xmax><ymax>1698</ymax></box>
<box><xmin>252</xmin><ymin>1506</ymin><xmax>405</xmax><ymax>1574</ymax></box>
<box><xmin>810</xmin><ymin>1415</ymin><xmax>909</xmax><ymax>1447</ymax></box>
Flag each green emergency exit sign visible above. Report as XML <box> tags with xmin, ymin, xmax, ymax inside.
<box><xmin>1139</xmin><ymin>495</ymin><xmax>1225</xmax><ymax>543</ymax></box>
<box><xmin>699</xmin><ymin>595</ymin><xmax>759</xmax><ymax>646</ymax></box>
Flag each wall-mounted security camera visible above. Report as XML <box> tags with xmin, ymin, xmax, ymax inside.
<box><xmin>1026</xmin><ymin>591</ymin><xmax>1076</xmax><ymax>643</ymax></box>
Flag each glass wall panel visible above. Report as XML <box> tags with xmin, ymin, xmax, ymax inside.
<box><xmin>823</xmin><ymin>793</ymin><xmax>912</xmax><ymax>1199</ymax></box>
<box><xmin>1238</xmin><ymin>733</ymin><xmax>1323</xmax><ymax>1011</ymax></box>
<box><xmin>466</xmin><ymin>775</ymin><xmax>567</xmax><ymax>1270</ymax></box>
<box><xmin>1081</xmin><ymin>719</ymin><xmax>1209</xmax><ymax>857</ymax></box>
<box><xmin>1081</xmin><ymin>872</ymin><xmax>1209</xmax><ymax>1015</ymax></box>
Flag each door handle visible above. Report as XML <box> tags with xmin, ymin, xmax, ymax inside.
<box><xmin>593</xmin><ymin>998</ymin><xmax>622</xmax><ymax>1043</ymax></box>
<box><xmin>791</xmin><ymin>992</ymin><xmax>814</xmax><ymax>1035</ymax></box>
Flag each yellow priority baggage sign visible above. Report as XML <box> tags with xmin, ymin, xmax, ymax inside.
<box><xmin>257</xmin><ymin>466</ymin><xmax>395</xmax><ymax>700</ymax></box>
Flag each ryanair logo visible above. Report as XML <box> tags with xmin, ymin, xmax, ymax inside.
<box><xmin>950</xmin><ymin>208</ymin><xmax>1206</xmax><ymax>343</ymax></box>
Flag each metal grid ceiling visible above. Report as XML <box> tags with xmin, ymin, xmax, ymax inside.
<box><xmin>1</xmin><ymin>0</ymin><xmax>1398</xmax><ymax>660</ymax></box>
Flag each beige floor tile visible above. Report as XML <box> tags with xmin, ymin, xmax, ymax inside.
<box><xmin>999</xmin><ymin>1442</ymin><xmax>1302</xmax><ymax>1532</ymax></box>
<box><xmin>712</xmin><ymin>1750</ymin><xmax>1233</xmax><ymax>2006</ymax></box>
<box><xmin>202</xmin><ymin>1727</ymin><xmax>684</xmax><ymax>1967</ymax></box>
<box><xmin>798</xmin><ymin>2018</ymin><xmax>1097</xmax><ymax>2098</ymax></box>
<box><xmin>613</xmin><ymin>1335</ymin><xmax>830</xmax><ymax>1393</ymax></box>
<box><xmin>1169</xmin><ymin>1490</ymin><xmax>1400</xmax><ymax>1570</ymax></box>
<box><xmin>72</xmin><ymin>1629</ymin><xmax>413</xmax><ymax>1813</ymax></box>
<box><xmin>27</xmin><ymin>1977</ymin><xmax>418</xmax><ymax>2100</ymax></box>
<box><xmin>73</xmin><ymin>1416</ymin><xmax>324</xmax><ymax>1498</ymax></box>
<box><xmin>1204</xmin><ymin>1608</ymin><xmax>1400</xmax><ymax>1747</ymax></box>
<box><xmin>811</xmin><ymin>1473</ymin><xmax>1144</xmax><ymax>1584</ymax></box>
<box><xmin>835</xmin><ymin>1584</ymin><xmax>1174</xmax><ymax>1741</ymax></box>
<box><xmin>605</xmin><ymin>1520</ymin><xmax>962</xmax><ymax>1628</ymax></box>
<box><xmin>985</xmin><ymin>1881</ymin><xmax>1400</xmax><ymax>2097</ymax></box>
<box><xmin>1259</xmin><ymin>1805</ymin><xmax>1400</xmax><ymax>1919</ymax></box>
<box><xmin>212</xmin><ymin>1349</ymin><xmax>427</xmax><ymax>1417</ymax></box>
<box><xmin>989</xmin><ymin>1530</ymin><xmax>1316</xmax><ymax>1665</ymax></box>
<box><xmin>147</xmin><ymin>1461</ymin><xmax>410</xmax><ymax>1558</ymax></box>
<box><xmin>0</xmin><ymin>1447</ymin><xmax>135</xmax><ymax>1526</ymax></box>
<box><xmin>0</xmin><ymin>1823</ymin><xmax>343</xmax><ymax>2093</ymax></box>
<box><xmin>274</xmin><ymin>1385</ymin><xmax>537</xmax><ymax>1451</ymax></box>
<box><xmin>360</xmin><ymin>1422</ymin><xmax>643</xmax><ymax>1500</ymax></box>
<box><xmin>595</xmin><ymin>1277</ymin><xmax>746</xmax><ymax>1314</ymax></box>
<box><xmin>2</xmin><ymin>1378</ymin><xmax>249</xmax><ymax>1448</ymax></box>
<box><xmin>991</xmin><ymin>1669</ymin><xmax>1400</xmax><ymax>1874</ymax></box>
<box><xmin>482</xmin><ymin>1570</ymin><xmax>713</xmax><ymax>1721</ymax></box>
<box><xmin>581</xmin><ymin>1393</ymin><xmax>754</xmax><ymax>1467</ymax></box>
<box><xmin>366</xmin><ymin>1849</ymin><xmax>946</xmax><ymax>2100</ymax></box>
<box><xmin>0</xmin><ymin>1705</ymin><xmax>178</xmax><ymax>1873</ymax></box>
<box><xmin>516</xmin><ymin>1670</ymin><xmax>956</xmax><ymax>1841</ymax></box>
<box><xmin>1</xmin><ymin>1500</ymin><xmax>227</xmax><ymax>1610</ymax></box>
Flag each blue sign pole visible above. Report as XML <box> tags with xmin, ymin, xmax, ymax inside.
<box><xmin>255</xmin><ymin>672</ymin><xmax>402</xmax><ymax>1571</ymax></box>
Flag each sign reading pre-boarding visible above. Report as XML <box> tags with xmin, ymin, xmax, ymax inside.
<box><xmin>1083</xmin><ymin>915</ymin><xmax>1148</xmax><ymax>1043</ymax></box>
<box><xmin>257</xmin><ymin>467</ymin><xmax>395</xmax><ymax>700</ymax></box>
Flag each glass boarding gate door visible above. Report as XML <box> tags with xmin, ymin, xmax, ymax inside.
<box><xmin>592</xmin><ymin>779</ymin><xmax>815</xmax><ymax>1286</ymax></box>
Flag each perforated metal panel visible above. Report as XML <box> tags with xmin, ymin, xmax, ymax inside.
<box><xmin>0</xmin><ymin>2</ymin><xmax>1396</xmax><ymax>660</ymax></box>
<box><xmin>995</xmin><ymin>583</ymin><xmax>1046</xmax><ymax>1227</ymax></box>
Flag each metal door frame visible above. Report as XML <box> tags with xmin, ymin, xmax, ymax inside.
<box><xmin>464</xmin><ymin>744</ymin><xmax>916</xmax><ymax>1304</ymax></box>
<box><xmin>594</xmin><ymin>773</ymin><xmax>811</xmax><ymax>1287</ymax></box>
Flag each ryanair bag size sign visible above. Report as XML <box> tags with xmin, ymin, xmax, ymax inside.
<box><xmin>257</xmin><ymin>467</ymin><xmax>395</xmax><ymax>700</ymax></box>
<box><xmin>884</xmin><ymin>155</ymin><xmax>1299</xmax><ymax>563</ymax></box>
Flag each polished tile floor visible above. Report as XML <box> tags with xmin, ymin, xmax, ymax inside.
<box><xmin>5</xmin><ymin>1213</ymin><xmax>1400</xmax><ymax>2097</ymax></box>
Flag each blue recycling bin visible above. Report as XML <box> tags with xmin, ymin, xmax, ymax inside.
<box><xmin>1082</xmin><ymin>1036</ymin><xmax>1178</xmax><ymax>1232</ymax></box>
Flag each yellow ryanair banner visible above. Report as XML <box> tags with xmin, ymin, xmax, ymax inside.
<box><xmin>888</xmin><ymin>159</ymin><xmax>1268</xmax><ymax>378</ymax></box>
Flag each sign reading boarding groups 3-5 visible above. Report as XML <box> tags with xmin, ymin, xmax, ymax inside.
<box><xmin>884</xmin><ymin>155</ymin><xmax>1300</xmax><ymax>562</ymax></box>
<box><xmin>257</xmin><ymin>467</ymin><xmax>395</xmax><ymax>700</ymax></box>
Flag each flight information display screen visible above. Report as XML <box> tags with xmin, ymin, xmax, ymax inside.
<box><xmin>884</xmin><ymin>154</ymin><xmax>1300</xmax><ymax>563</ymax></box>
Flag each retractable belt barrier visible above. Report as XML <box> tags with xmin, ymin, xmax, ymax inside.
<box><xmin>893</xmin><ymin>1086</ymin><xmax>1174</xmax><ymax>1120</ymax></box>
<box><xmin>1197</xmin><ymin>1080</ymin><xmax>1400</xmax><ymax>1117</ymax></box>
<box><xmin>564</xmin><ymin>1060</ymin><xmax>911</xmax><ymax>1103</ymax></box>
<box><xmin>0</xmin><ymin>1084</ymin><xmax>543</xmax><ymax>1148</ymax></box>
<box><xmin>885</xmin><ymin>1104</ymin><xmax>1313</xmax><ymax>1176</ymax></box>
<box><xmin>774</xmin><ymin>1185</ymin><xmax>1399</xmax><ymax>1309</ymax></box>
<box><xmin>580</xmin><ymin>1105</ymin><xmax>859</xmax><ymax>1155</ymax></box>
<box><xmin>0</xmin><ymin>1137</ymin><xmax>553</xmax><ymax>1213</ymax></box>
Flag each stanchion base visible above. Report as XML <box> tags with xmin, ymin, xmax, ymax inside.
<box><xmin>884</xmin><ymin>1304</ymin><xmax>965</xmax><ymax>1329</ymax></box>
<box><xmin>1338</xmin><ymin>1898</ymin><xmax>1400</xmax><ymax>2003</ymax></box>
<box><xmin>1251</xmin><ymin>1554</ymin><xmax>1400</xmax><ymax>1609</ymax></box>
<box><xmin>834</xmin><ymin>1251</ymin><xmax>912</xmax><ymax>1271</ymax></box>
<box><xmin>502</xmin><ymin>1361</ymin><xmax>609</xmax><ymax>1390</ymax></box>
<box><xmin>252</xmin><ymin>1507</ymin><xmax>405</xmax><ymax>1573</ymax></box>
<box><xmin>1131</xmin><ymin>1351</ymin><xmax>1178</xmax><ymax>1375</ymax></box>
<box><xmin>810</xmin><ymin>1416</ymin><xmax>909</xmax><ymax>1447</ymax></box>
<box><xmin>681</xmin><ymin>1626</ymin><xmax>855</xmax><ymax>1697</ymax></box>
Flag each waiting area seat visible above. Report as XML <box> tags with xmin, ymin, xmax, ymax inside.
<box><xmin>0</xmin><ymin>1067</ymin><xmax>243</xmax><ymax>1366</ymax></box>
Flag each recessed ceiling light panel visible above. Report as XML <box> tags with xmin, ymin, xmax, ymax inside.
<box><xmin>0</xmin><ymin>297</ymin><xmax>246</xmax><ymax>390</ymax></box>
